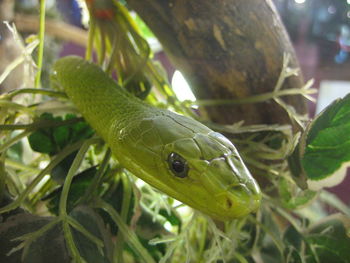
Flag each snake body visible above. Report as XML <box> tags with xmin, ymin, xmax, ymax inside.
<box><xmin>51</xmin><ymin>56</ymin><xmax>261</xmax><ymax>220</ymax></box>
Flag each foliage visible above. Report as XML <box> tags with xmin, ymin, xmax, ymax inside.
<box><xmin>0</xmin><ymin>1</ymin><xmax>349</xmax><ymax>263</ymax></box>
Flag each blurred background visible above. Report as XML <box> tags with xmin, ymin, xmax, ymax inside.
<box><xmin>8</xmin><ymin>0</ymin><xmax>350</xmax><ymax>203</ymax></box>
<box><xmin>274</xmin><ymin>0</ymin><xmax>350</xmax><ymax>116</ymax></box>
<box><xmin>275</xmin><ymin>0</ymin><xmax>350</xmax><ymax>204</ymax></box>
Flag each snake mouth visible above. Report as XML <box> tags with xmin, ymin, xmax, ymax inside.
<box><xmin>221</xmin><ymin>183</ymin><xmax>261</xmax><ymax>218</ymax></box>
<box><xmin>198</xmin><ymin>152</ymin><xmax>261</xmax><ymax>219</ymax></box>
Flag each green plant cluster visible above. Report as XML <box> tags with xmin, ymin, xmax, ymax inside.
<box><xmin>0</xmin><ymin>1</ymin><xmax>349</xmax><ymax>263</ymax></box>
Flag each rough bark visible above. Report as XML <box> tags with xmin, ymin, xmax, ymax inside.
<box><xmin>127</xmin><ymin>0</ymin><xmax>308</xmax><ymax>128</ymax></box>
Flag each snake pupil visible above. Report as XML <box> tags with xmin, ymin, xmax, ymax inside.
<box><xmin>168</xmin><ymin>153</ymin><xmax>189</xmax><ymax>178</ymax></box>
<box><xmin>172</xmin><ymin>161</ymin><xmax>185</xmax><ymax>173</ymax></box>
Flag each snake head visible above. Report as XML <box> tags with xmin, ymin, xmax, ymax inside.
<box><xmin>162</xmin><ymin>126</ymin><xmax>261</xmax><ymax>220</ymax></box>
<box><xmin>119</xmin><ymin>112</ymin><xmax>262</xmax><ymax>221</ymax></box>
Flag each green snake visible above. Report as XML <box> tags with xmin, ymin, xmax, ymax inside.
<box><xmin>51</xmin><ymin>56</ymin><xmax>261</xmax><ymax>220</ymax></box>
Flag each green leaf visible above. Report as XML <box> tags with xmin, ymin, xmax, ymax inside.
<box><xmin>284</xmin><ymin>225</ymin><xmax>303</xmax><ymax>251</ymax></box>
<box><xmin>295</xmin><ymin>94</ymin><xmax>350</xmax><ymax>190</ymax></box>
<box><xmin>133</xmin><ymin>15</ymin><xmax>156</xmax><ymax>40</ymax></box>
<box><xmin>305</xmin><ymin>214</ymin><xmax>350</xmax><ymax>263</ymax></box>
<box><xmin>0</xmin><ymin>213</ymin><xmax>69</xmax><ymax>263</ymax></box>
<box><xmin>45</xmin><ymin>166</ymin><xmax>97</xmax><ymax>215</ymax></box>
<box><xmin>53</xmin><ymin>126</ymin><xmax>70</xmax><ymax>148</ymax></box>
<box><xmin>70</xmin><ymin>206</ymin><xmax>113</xmax><ymax>263</ymax></box>
<box><xmin>158</xmin><ymin>209</ymin><xmax>181</xmax><ymax>228</ymax></box>
<box><xmin>51</xmin><ymin>152</ymin><xmax>78</xmax><ymax>184</ymax></box>
<box><xmin>279</xmin><ymin>177</ymin><xmax>317</xmax><ymax>209</ymax></box>
<box><xmin>123</xmin><ymin>72</ymin><xmax>152</xmax><ymax>100</ymax></box>
<box><xmin>258</xmin><ymin>206</ymin><xmax>284</xmax><ymax>263</ymax></box>
<box><xmin>28</xmin><ymin>113</ymin><xmax>93</xmax><ymax>155</ymax></box>
<box><xmin>28</xmin><ymin>130</ymin><xmax>55</xmax><ymax>154</ymax></box>
<box><xmin>98</xmin><ymin>177</ymin><xmax>135</xmax><ymax>235</ymax></box>
<box><xmin>136</xmin><ymin>211</ymin><xmax>169</xmax><ymax>238</ymax></box>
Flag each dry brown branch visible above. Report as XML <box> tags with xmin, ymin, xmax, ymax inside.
<box><xmin>14</xmin><ymin>14</ymin><xmax>88</xmax><ymax>47</ymax></box>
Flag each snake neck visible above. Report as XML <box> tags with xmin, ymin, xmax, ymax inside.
<box><xmin>53</xmin><ymin>56</ymin><xmax>153</xmax><ymax>140</ymax></box>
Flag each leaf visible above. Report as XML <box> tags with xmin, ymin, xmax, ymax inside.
<box><xmin>6</xmin><ymin>139</ymin><xmax>23</xmax><ymax>162</ymax></box>
<box><xmin>133</xmin><ymin>14</ymin><xmax>156</xmax><ymax>40</ymax></box>
<box><xmin>0</xmin><ymin>213</ymin><xmax>69</xmax><ymax>263</ymax></box>
<box><xmin>135</xmin><ymin>211</ymin><xmax>169</xmax><ymax>240</ymax></box>
<box><xmin>51</xmin><ymin>151</ymin><xmax>78</xmax><ymax>183</ymax></box>
<box><xmin>45</xmin><ymin>166</ymin><xmax>98</xmax><ymax>214</ymax></box>
<box><xmin>258</xmin><ymin>206</ymin><xmax>285</xmax><ymax>263</ymax></box>
<box><xmin>290</xmin><ymin>94</ymin><xmax>350</xmax><ymax>190</ymax></box>
<box><xmin>283</xmin><ymin>224</ymin><xmax>309</xmax><ymax>263</ymax></box>
<box><xmin>28</xmin><ymin>130</ymin><xmax>55</xmax><ymax>154</ymax></box>
<box><xmin>53</xmin><ymin>125</ymin><xmax>70</xmax><ymax>148</ymax></box>
<box><xmin>98</xmin><ymin>177</ymin><xmax>135</xmax><ymax>235</ymax></box>
<box><xmin>28</xmin><ymin>113</ymin><xmax>93</xmax><ymax>155</ymax></box>
<box><xmin>305</xmin><ymin>214</ymin><xmax>350</xmax><ymax>263</ymax></box>
<box><xmin>159</xmin><ymin>209</ymin><xmax>181</xmax><ymax>228</ymax></box>
<box><xmin>28</xmin><ymin>113</ymin><xmax>94</xmax><ymax>182</ymax></box>
<box><xmin>123</xmin><ymin>72</ymin><xmax>152</xmax><ymax>100</ymax></box>
<box><xmin>70</xmin><ymin>206</ymin><xmax>113</xmax><ymax>263</ymax></box>
<box><xmin>284</xmin><ymin>225</ymin><xmax>303</xmax><ymax>251</ymax></box>
<box><xmin>279</xmin><ymin>177</ymin><xmax>317</xmax><ymax>209</ymax></box>
<box><xmin>98</xmin><ymin>179</ymin><xmax>167</xmax><ymax>261</ymax></box>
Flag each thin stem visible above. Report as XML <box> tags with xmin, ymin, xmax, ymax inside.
<box><xmin>319</xmin><ymin>191</ymin><xmax>350</xmax><ymax>216</ymax></box>
<box><xmin>0</xmin><ymin>56</ymin><xmax>25</xmax><ymax>85</ymax></box>
<box><xmin>12</xmin><ymin>217</ymin><xmax>61</xmax><ymax>260</ymax></box>
<box><xmin>67</xmin><ymin>216</ymin><xmax>104</xmax><ymax>250</ymax></box>
<box><xmin>248</xmin><ymin>215</ymin><xmax>284</xmax><ymax>256</ymax></box>
<box><xmin>81</xmin><ymin>148</ymin><xmax>111</xmax><ymax>203</ymax></box>
<box><xmin>98</xmin><ymin>27</ymin><xmax>107</xmax><ymax>66</ymax></box>
<box><xmin>114</xmin><ymin>174</ymin><xmax>132</xmax><ymax>263</ymax></box>
<box><xmin>86</xmin><ymin>18</ymin><xmax>96</xmax><ymax>61</ymax></box>
<box><xmin>0</xmin><ymin>100</ymin><xmax>34</xmax><ymax>114</ymax></box>
<box><xmin>189</xmin><ymin>88</ymin><xmax>317</xmax><ymax>107</ymax></box>
<box><xmin>275</xmin><ymin>53</ymin><xmax>291</xmax><ymax>92</ymax></box>
<box><xmin>4</xmin><ymin>159</ymin><xmax>40</xmax><ymax>173</ymax></box>
<box><xmin>0</xmin><ymin>130</ymin><xmax>32</xmax><ymax>153</ymax></box>
<box><xmin>0</xmin><ymin>140</ymin><xmax>85</xmax><ymax>214</ymax></box>
<box><xmin>35</xmin><ymin>0</ymin><xmax>46</xmax><ymax>89</ymax></box>
<box><xmin>95</xmin><ymin>199</ymin><xmax>156</xmax><ymax>263</ymax></box>
<box><xmin>62</xmin><ymin>219</ymin><xmax>86</xmax><ymax>263</ymax></box>
<box><xmin>30</xmin><ymin>178</ymin><xmax>54</xmax><ymax>206</ymax></box>
<box><xmin>57</xmin><ymin>138</ymin><xmax>100</xmax><ymax>262</ymax></box>
<box><xmin>2</xmin><ymin>88</ymin><xmax>67</xmax><ymax>100</ymax></box>
<box><xmin>0</xmin><ymin>153</ymin><xmax>6</xmax><ymax>203</ymax></box>
<box><xmin>197</xmin><ymin>218</ymin><xmax>208</xmax><ymax>261</ymax></box>
<box><xmin>59</xmin><ymin>138</ymin><xmax>100</xmax><ymax>216</ymax></box>
<box><xmin>15</xmin><ymin>14</ymin><xmax>88</xmax><ymax>47</ymax></box>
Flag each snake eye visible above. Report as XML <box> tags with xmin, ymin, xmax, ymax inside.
<box><xmin>168</xmin><ymin>153</ymin><xmax>189</xmax><ymax>178</ymax></box>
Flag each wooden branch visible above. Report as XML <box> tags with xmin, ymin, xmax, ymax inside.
<box><xmin>127</xmin><ymin>0</ymin><xmax>308</xmax><ymax>129</ymax></box>
<box><xmin>14</xmin><ymin>14</ymin><xmax>88</xmax><ymax>47</ymax></box>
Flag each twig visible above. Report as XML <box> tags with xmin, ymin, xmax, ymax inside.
<box><xmin>14</xmin><ymin>14</ymin><xmax>88</xmax><ymax>47</ymax></box>
<box><xmin>35</xmin><ymin>0</ymin><xmax>46</xmax><ymax>89</ymax></box>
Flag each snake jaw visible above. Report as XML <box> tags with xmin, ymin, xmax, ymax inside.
<box><xmin>190</xmin><ymin>132</ymin><xmax>262</xmax><ymax>219</ymax></box>
<box><xmin>197</xmin><ymin>154</ymin><xmax>261</xmax><ymax>220</ymax></box>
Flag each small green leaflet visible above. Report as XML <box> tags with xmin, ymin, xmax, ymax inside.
<box><xmin>299</xmin><ymin>93</ymin><xmax>350</xmax><ymax>190</ymax></box>
<box><xmin>305</xmin><ymin>214</ymin><xmax>350</xmax><ymax>263</ymax></box>
<box><xmin>28</xmin><ymin>113</ymin><xmax>94</xmax><ymax>155</ymax></box>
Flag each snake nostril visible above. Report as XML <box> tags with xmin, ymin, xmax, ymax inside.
<box><xmin>226</xmin><ymin>198</ymin><xmax>233</xmax><ymax>209</ymax></box>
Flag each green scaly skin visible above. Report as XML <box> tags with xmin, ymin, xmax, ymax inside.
<box><xmin>51</xmin><ymin>56</ymin><xmax>261</xmax><ymax>220</ymax></box>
